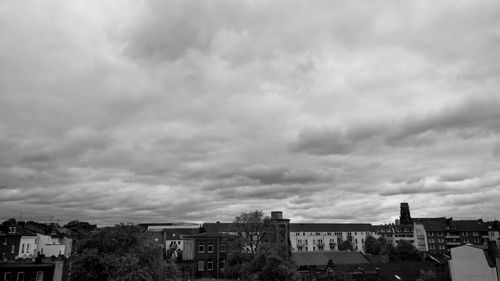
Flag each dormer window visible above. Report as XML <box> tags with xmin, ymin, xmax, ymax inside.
<box><xmin>8</xmin><ymin>227</ymin><xmax>16</xmax><ymax>234</ymax></box>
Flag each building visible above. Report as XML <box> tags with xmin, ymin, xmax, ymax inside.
<box><xmin>182</xmin><ymin>232</ymin><xmax>231</xmax><ymax>279</ymax></box>
<box><xmin>0</xmin><ymin>226</ymin><xmax>21</xmax><ymax>261</ymax></box>
<box><xmin>449</xmin><ymin>244</ymin><xmax>499</xmax><ymax>281</ymax></box>
<box><xmin>289</xmin><ymin>223</ymin><xmax>376</xmax><ymax>252</ymax></box>
<box><xmin>0</xmin><ymin>263</ymin><xmax>55</xmax><ymax>281</ymax></box>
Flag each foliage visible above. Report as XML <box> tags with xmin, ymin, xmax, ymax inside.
<box><xmin>71</xmin><ymin>224</ymin><xmax>179</xmax><ymax>281</ymax></box>
<box><xmin>225</xmin><ymin>210</ymin><xmax>297</xmax><ymax>281</ymax></box>
<box><xmin>363</xmin><ymin>236</ymin><xmax>380</xmax><ymax>254</ymax></box>
<box><xmin>416</xmin><ymin>269</ymin><xmax>437</xmax><ymax>281</ymax></box>
<box><xmin>233</xmin><ymin>210</ymin><xmax>265</xmax><ymax>256</ymax></box>
<box><xmin>364</xmin><ymin>236</ymin><xmax>389</xmax><ymax>255</ymax></box>
<box><xmin>396</xmin><ymin>240</ymin><xmax>422</xmax><ymax>261</ymax></box>
<box><xmin>338</xmin><ymin>240</ymin><xmax>354</xmax><ymax>251</ymax></box>
<box><xmin>381</xmin><ymin>243</ymin><xmax>399</xmax><ymax>262</ymax></box>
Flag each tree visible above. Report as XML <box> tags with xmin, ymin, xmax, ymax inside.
<box><xmin>363</xmin><ymin>236</ymin><xmax>381</xmax><ymax>254</ymax></box>
<box><xmin>225</xmin><ymin>210</ymin><xmax>297</xmax><ymax>281</ymax></box>
<box><xmin>71</xmin><ymin>224</ymin><xmax>179</xmax><ymax>281</ymax></box>
<box><xmin>381</xmin><ymin>243</ymin><xmax>399</xmax><ymax>262</ymax></box>
<box><xmin>396</xmin><ymin>240</ymin><xmax>422</xmax><ymax>261</ymax></box>
<box><xmin>364</xmin><ymin>236</ymin><xmax>389</xmax><ymax>255</ymax></box>
<box><xmin>416</xmin><ymin>269</ymin><xmax>437</xmax><ymax>281</ymax></box>
<box><xmin>233</xmin><ymin>210</ymin><xmax>266</xmax><ymax>256</ymax></box>
<box><xmin>338</xmin><ymin>240</ymin><xmax>354</xmax><ymax>251</ymax></box>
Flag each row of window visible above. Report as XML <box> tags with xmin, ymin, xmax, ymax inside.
<box><xmin>294</xmin><ymin>232</ymin><xmax>371</xmax><ymax>236</ymax></box>
<box><xmin>197</xmin><ymin>259</ymin><xmax>225</xmax><ymax>271</ymax></box>
<box><xmin>429</xmin><ymin>245</ymin><xmax>446</xmax><ymax>250</ymax></box>
<box><xmin>3</xmin><ymin>271</ymin><xmax>43</xmax><ymax>281</ymax></box>
<box><xmin>199</xmin><ymin>243</ymin><xmax>225</xmax><ymax>254</ymax></box>
<box><xmin>429</xmin><ymin>231</ymin><xmax>481</xmax><ymax>236</ymax></box>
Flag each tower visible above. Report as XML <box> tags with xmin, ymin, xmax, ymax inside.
<box><xmin>400</xmin><ymin>202</ymin><xmax>412</xmax><ymax>225</ymax></box>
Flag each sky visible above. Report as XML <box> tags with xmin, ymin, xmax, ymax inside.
<box><xmin>1</xmin><ymin>0</ymin><xmax>500</xmax><ymax>225</ymax></box>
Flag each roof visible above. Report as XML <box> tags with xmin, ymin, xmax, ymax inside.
<box><xmin>183</xmin><ymin>231</ymin><xmax>235</xmax><ymax>239</ymax></box>
<box><xmin>413</xmin><ymin>217</ymin><xmax>446</xmax><ymax>231</ymax></box>
<box><xmin>364</xmin><ymin>254</ymin><xmax>389</xmax><ymax>263</ymax></box>
<box><xmin>290</xmin><ymin>223</ymin><xmax>373</xmax><ymax>232</ymax></box>
<box><xmin>451</xmin><ymin>220</ymin><xmax>488</xmax><ymax>232</ymax></box>
<box><xmin>203</xmin><ymin>223</ymin><xmax>237</xmax><ymax>233</ymax></box>
<box><xmin>164</xmin><ymin>228</ymin><xmax>200</xmax><ymax>240</ymax></box>
<box><xmin>292</xmin><ymin>251</ymin><xmax>371</xmax><ymax>266</ymax></box>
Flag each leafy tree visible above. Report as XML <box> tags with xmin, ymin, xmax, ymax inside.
<box><xmin>396</xmin><ymin>240</ymin><xmax>422</xmax><ymax>261</ymax></box>
<box><xmin>381</xmin><ymin>243</ymin><xmax>399</xmax><ymax>262</ymax></box>
<box><xmin>363</xmin><ymin>236</ymin><xmax>381</xmax><ymax>254</ymax></box>
<box><xmin>225</xmin><ymin>210</ymin><xmax>297</xmax><ymax>281</ymax></box>
<box><xmin>71</xmin><ymin>224</ymin><xmax>179</xmax><ymax>281</ymax></box>
<box><xmin>416</xmin><ymin>269</ymin><xmax>437</xmax><ymax>281</ymax></box>
<box><xmin>233</xmin><ymin>210</ymin><xmax>266</xmax><ymax>256</ymax></box>
<box><xmin>338</xmin><ymin>240</ymin><xmax>354</xmax><ymax>251</ymax></box>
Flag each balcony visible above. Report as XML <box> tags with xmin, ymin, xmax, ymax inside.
<box><xmin>446</xmin><ymin>241</ymin><xmax>461</xmax><ymax>246</ymax></box>
<box><xmin>445</xmin><ymin>235</ymin><xmax>459</xmax><ymax>239</ymax></box>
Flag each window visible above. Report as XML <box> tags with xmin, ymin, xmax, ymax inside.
<box><xmin>17</xmin><ymin>272</ymin><xmax>25</xmax><ymax>281</ymax></box>
<box><xmin>327</xmin><ymin>232</ymin><xmax>332</xmax><ymax>236</ymax></box>
<box><xmin>462</xmin><ymin>232</ymin><xmax>468</xmax><ymax>236</ymax></box>
<box><xmin>220</xmin><ymin>259</ymin><xmax>225</xmax><ymax>271</ymax></box>
<box><xmin>198</xmin><ymin>261</ymin><xmax>204</xmax><ymax>271</ymax></box>
<box><xmin>207</xmin><ymin>260</ymin><xmax>213</xmax><ymax>271</ymax></box>
<box><xmin>313</xmin><ymin>239</ymin><xmax>316</xmax><ymax>245</ymax></box>
<box><xmin>26</xmin><ymin>244</ymin><xmax>30</xmax><ymax>252</ymax></box>
<box><xmin>429</xmin><ymin>245</ymin><xmax>435</xmax><ymax>250</ymax></box>
<box><xmin>473</xmin><ymin>232</ymin><xmax>479</xmax><ymax>236</ymax></box>
<box><xmin>428</xmin><ymin>239</ymin><xmax>435</xmax><ymax>243</ymax></box>
<box><xmin>463</xmin><ymin>238</ymin><xmax>469</xmax><ymax>243</ymax></box>
<box><xmin>296</xmin><ymin>233</ymin><xmax>300</xmax><ymax>236</ymax></box>
<box><xmin>21</xmin><ymin>244</ymin><xmax>25</xmax><ymax>253</ymax></box>
<box><xmin>220</xmin><ymin>244</ymin><xmax>225</xmax><ymax>252</ymax></box>
<box><xmin>11</xmin><ymin>245</ymin><xmax>15</xmax><ymax>253</ymax></box>
<box><xmin>8</xmin><ymin>227</ymin><xmax>16</xmax><ymax>234</ymax></box>
<box><xmin>335</xmin><ymin>232</ymin><xmax>342</xmax><ymax>236</ymax></box>
<box><xmin>297</xmin><ymin>245</ymin><xmax>303</xmax><ymax>251</ymax></box>
<box><xmin>316</xmin><ymin>233</ymin><xmax>320</xmax><ymax>236</ymax></box>
<box><xmin>304</xmin><ymin>240</ymin><xmax>308</xmax><ymax>245</ymax></box>
<box><xmin>207</xmin><ymin>244</ymin><xmax>213</xmax><ymax>253</ymax></box>
<box><xmin>35</xmin><ymin>272</ymin><xmax>43</xmax><ymax>281</ymax></box>
<box><xmin>354</xmin><ymin>232</ymin><xmax>357</xmax><ymax>236</ymax></box>
<box><xmin>4</xmin><ymin>272</ymin><xmax>12</xmax><ymax>281</ymax></box>
<box><xmin>347</xmin><ymin>232</ymin><xmax>352</xmax><ymax>236</ymax></box>
<box><xmin>428</xmin><ymin>232</ymin><xmax>434</xmax><ymax>236</ymax></box>
<box><xmin>199</xmin><ymin>243</ymin><xmax>205</xmax><ymax>253</ymax></box>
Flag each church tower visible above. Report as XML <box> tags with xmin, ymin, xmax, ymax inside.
<box><xmin>400</xmin><ymin>202</ymin><xmax>412</xmax><ymax>224</ymax></box>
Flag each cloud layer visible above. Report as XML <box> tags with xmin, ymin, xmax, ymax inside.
<box><xmin>1</xmin><ymin>0</ymin><xmax>500</xmax><ymax>224</ymax></box>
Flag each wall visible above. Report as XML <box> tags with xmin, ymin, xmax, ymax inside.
<box><xmin>19</xmin><ymin>236</ymin><xmax>37</xmax><ymax>258</ymax></box>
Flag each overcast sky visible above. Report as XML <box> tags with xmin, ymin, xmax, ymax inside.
<box><xmin>1</xmin><ymin>1</ymin><xmax>500</xmax><ymax>225</ymax></box>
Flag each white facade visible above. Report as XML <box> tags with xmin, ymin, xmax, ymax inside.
<box><xmin>489</xmin><ymin>230</ymin><xmax>500</xmax><ymax>247</ymax></box>
<box><xmin>290</xmin><ymin>230</ymin><xmax>378</xmax><ymax>252</ymax></box>
<box><xmin>413</xmin><ymin>223</ymin><xmax>428</xmax><ymax>252</ymax></box>
<box><xmin>36</xmin><ymin>234</ymin><xmax>66</xmax><ymax>257</ymax></box>
<box><xmin>449</xmin><ymin>245</ymin><xmax>498</xmax><ymax>281</ymax></box>
<box><xmin>19</xmin><ymin>236</ymin><xmax>37</xmax><ymax>258</ymax></box>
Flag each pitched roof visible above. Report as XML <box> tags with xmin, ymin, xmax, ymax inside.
<box><xmin>413</xmin><ymin>217</ymin><xmax>446</xmax><ymax>231</ymax></box>
<box><xmin>290</xmin><ymin>223</ymin><xmax>373</xmax><ymax>232</ymax></box>
<box><xmin>451</xmin><ymin>220</ymin><xmax>488</xmax><ymax>232</ymax></box>
<box><xmin>292</xmin><ymin>251</ymin><xmax>371</xmax><ymax>266</ymax></box>
<box><xmin>164</xmin><ymin>228</ymin><xmax>200</xmax><ymax>240</ymax></box>
<box><xmin>183</xmin><ymin>232</ymin><xmax>235</xmax><ymax>239</ymax></box>
<box><xmin>203</xmin><ymin>223</ymin><xmax>237</xmax><ymax>233</ymax></box>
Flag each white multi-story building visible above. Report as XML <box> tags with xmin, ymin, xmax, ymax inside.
<box><xmin>289</xmin><ymin>224</ymin><xmax>377</xmax><ymax>252</ymax></box>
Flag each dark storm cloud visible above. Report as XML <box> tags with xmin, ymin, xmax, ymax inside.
<box><xmin>291</xmin><ymin>98</ymin><xmax>500</xmax><ymax>155</ymax></box>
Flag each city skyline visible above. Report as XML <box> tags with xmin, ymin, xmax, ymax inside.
<box><xmin>1</xmin><ymin>1</ymin><xmax>500</xmax><ymax>224</ymax></box>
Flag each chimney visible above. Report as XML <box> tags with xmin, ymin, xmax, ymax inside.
<box><xmin>271</xmin><ymin>211</ymin><xmax>283</xmax><ymax>220</ymax></box>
